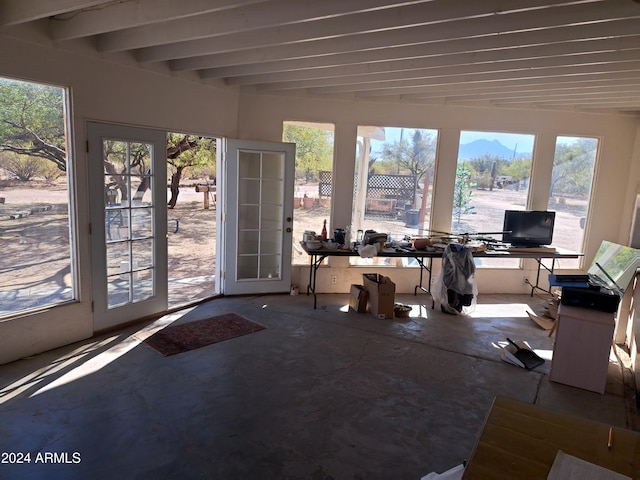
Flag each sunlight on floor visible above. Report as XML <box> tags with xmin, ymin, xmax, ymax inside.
<box><xmin>0</xmin><ymin>336</ymin><xmax>117</xmax><ymax>405</ymax></box>
<box><xmin>469</xmin><ymin>302</ymin><xmax>538</xmax><ymax>318</ymax></box>
<box><xmin>337</xmin><ymin>301</ymin><xmax>538</xmax><ymax>320</ymax></box>
<box><xmin>0</xmin><ymin>308</ymin><xmax>197</xmax><ymax>404</ymax></box>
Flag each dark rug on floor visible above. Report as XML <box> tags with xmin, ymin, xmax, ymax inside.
<box><xmin>144</xmin><ymin>313</ymin><xmax>266</xmax><ymax>356</ymax></box>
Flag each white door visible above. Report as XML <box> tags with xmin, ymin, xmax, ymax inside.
<box><xmin>87</xmin><ymin>122</ymin><xmax>168</xmax><ymax>331</ymax></box>
<box><xmin>221</xmin><ymin>139</ymin><xmax>295</xmax><ymax>295</ymax></box>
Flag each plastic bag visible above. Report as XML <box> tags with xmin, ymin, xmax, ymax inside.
<box><xmin>432</xmin><ymin>243</ymin><xmax>477</xmax><ymax>314</ymax></box>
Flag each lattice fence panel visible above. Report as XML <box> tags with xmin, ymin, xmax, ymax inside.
<box><xmin>318</xmin><ymin>171</ymin><xmax>417</xmax><ymax>214</ymax></box>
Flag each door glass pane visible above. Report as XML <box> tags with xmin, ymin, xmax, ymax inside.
<box><xmin>261</xmin><ymin>230</ymin><xmax>281</xmax><ymax>254</ymax></box>
<box><xmin>236</xmin><ymin>150</ymin><xmax>285</xmax><ymax>281</ymax></box>
<box><xmin>238</xmin><ymin>230</ymin><xmax>259</xmax><ymax>254</ymax></box>
<box><xmin>106</xmin><ymin>242</ymin><xmax>128</xmax><ymax>276</ymax></box>
<box><xmin>547</xmin><ymin>136</ymin><xmax>598</xmax><ymax>269</ymax></box>
<box><xmin>238</xmin><ymin>256</ymin><xmax>258</xmax><ymax>279</ymax></box>
<box><xmin>239</xmin><ymin>205</ymin><xmax>259</xmax><ymax>228</ymax></box>
<box><xmin>260</xmin><ymin>255</ymin><xmax>280</xmax><ymax>279</ymax></box>
<box><xmin>239</xmin><ymin>152</ymin><xmax>261</xmax><ymax>177</ymax></box>
<box><xmin>239</xmin><ymin>178</ymin><xmax>260</xmax><ymax>204</ymax></box>
<box><xmin>103</xmin><ymin>139</ymin><xmax>156</xmax><ymax>308</ymax></box>
<box><xmin>283</xmin><ymin>122</ymin><xmax>335</xmax><ymax>265</ymax></box>
<box><xmin>453</xmin><ymin>131</ymin><xmax>535</xmax><ymax>268</ymax></box>
<box><xmin>262</xmin><ymin>205</ymin><xmax>282</xmax><ymax>229</ymax></box>
<box><xmin>262</xmin><ymin>153</ymin><xmax>284</xmax><ymax>178</ymax></box>
<box><xmin>133</xmin><ymin>269</ymin><xmax>153</xmax><ymax>302</ymax></box>
<box><xmin>0</xmin><ymin>77</ymin><xmax>75</xmax><ymax>317</ymax></box>
<box><xmin>132</xmin><ymin>238</ymin><xmax>153</xmax><ymax>269</ymax></box>
<box><xmin>262</xmin><ymin>179</ymin><xmax>283</xmax><ymax>203</ymax></box>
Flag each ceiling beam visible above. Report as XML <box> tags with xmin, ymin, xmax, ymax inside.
<box><xmin>135</xmin><ymin>0</ymin><xmax>626</xmax><ymax>63</ymax></box>
<box><xmin>300</xmin><ymin>69</ymin><xmax>640</xmax><ymax>96</ymax></box>
<box><xmin>256</xmin><ymin>56</ymin><xmax>640</xmax><ymax>92</ymax></box>
<box><xmin>374</xmin><ymin>73</ymin><xmax>640</xmax><ymax>98</ymax></box>
<box><xmin>223</xmin><ymin>43</ymin><xmax>640</xmax><ymax>86</ymax></box>
<box><xmin>409</xmin><ymin>82</ymin><xmax>640</xmax><ymax>102</ymax></box>
<box><xmin>0</xmin><ymin>0</ymin><xmax>110</xmax><ymax>26</ymax></box>
<box><xmin>98</xmin><ymin>0</ymin><xmax>436</xmax><ymax>52</ymax></box>
<box><xmin>193</xmin><ymin>24</ymin><xmax>640</xmax><ymax>77</ymax></box>
<box><xmin>50</xmin><ymin>0</ymin><xmax>270</xmax><ymax>40</ymax></box>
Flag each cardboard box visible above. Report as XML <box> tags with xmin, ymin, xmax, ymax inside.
<box><xmin>349</xmin><ymin>284</ymin><xmax>368</xmax><ymax>313</ymax></box>
<box><xmin>362</xmin><ymin>273</ymin><xmax>396</xmax><ymax>319</ymax></box>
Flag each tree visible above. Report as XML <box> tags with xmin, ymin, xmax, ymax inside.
<box><xmin>167</xmin><ymin>134</ymin><xmax>216</xmax><ymax>208</ymax></box>
<box><xmin>379</xmin><ymin>129</ymin><xmax>436</xmax><ymax>183</ymax></box>
<box><xmin>283</xmin><ymin>124</ymin><xmax>333</xmax><ymax>182</ymax></box>
<box><xmin>550</xmin><ymin>138</ymin><xmax>597</xmax><ymax>198</ymax></box>
<box><xmin>0</xmin><ymin>78</ymin><xmax>67</xmax><ymax>172</ymax></box>
<box><xmin>103</xmin><ymin>140</ymin><xmax>152</xmax><ymax>203</ymax></box>
<box><xmin>452</xmin><ymin>164</ymin><xmax>475</xmax><ymax>225</ymax></box>
<box><xmin>467</xmin><ymin>154</ymin><xmax>508</xmax><ymax>190</ymax></box>
<box><xmin>0</xmin><ymin>151</ymin><xmax>43</xmax><ymax>181</ymax></box>
<box><xmin>503</xmin><ymin>157</ymin><xmax>532</xmax><ymax>188</ymax></box>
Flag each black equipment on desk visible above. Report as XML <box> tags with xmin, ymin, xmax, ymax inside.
<box><xmin>551</xmin><ymin>240</ymin><xmax>640</xmax><ymax>313</ymax></box>
<box><xmin>560</xmin><ymin>287</ymin><xmax>621</xmax><ymax>313</ymax></box>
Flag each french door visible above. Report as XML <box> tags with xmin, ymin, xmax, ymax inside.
<box><xmin>221</xmin><ymin>139</ymin><xmax>295</xmax><ymax>295</ymax></box>
<box><xmin>87</xmin><ymin>122</ymin><xmax>168</xmax><ymax>331</ymax></box>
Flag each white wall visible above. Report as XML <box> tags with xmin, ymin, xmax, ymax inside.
<box><xmin>237</xmin><ymin>92</ymin><xmax>640</xmax><ymax>294</ymax></box>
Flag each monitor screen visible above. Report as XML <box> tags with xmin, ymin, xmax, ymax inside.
<box><xmin>502</xmin><ymin>210</ymin><xmax>556</xmax><ymax>247</ymax></box>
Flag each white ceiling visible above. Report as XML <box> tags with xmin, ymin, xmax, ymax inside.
<box><xmin>2</xmin><ymin>0</ymin><xmax>640</xmax><ymax>114</ymax></box>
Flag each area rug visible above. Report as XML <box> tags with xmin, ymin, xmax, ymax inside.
<box><xmin>144</xmin><ymin>313</ymin><xmax>266</xmax><ymax>356</ymax></box>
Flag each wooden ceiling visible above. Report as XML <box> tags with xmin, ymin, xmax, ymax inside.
<box><xmin>2</xmin><ymin>0</ymin><xmax>640</xmax><ymax>114</ymax></box>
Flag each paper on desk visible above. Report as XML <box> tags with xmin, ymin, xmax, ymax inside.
<box><xmin>547</xmin><ymin>450</ymin><xmax>631</xmax><ymax>480</ymax></box>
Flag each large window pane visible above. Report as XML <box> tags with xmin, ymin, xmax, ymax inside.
<box><xmin>0</xmin><ymin>77</ymin><xmax>74</xmax><ymax>316</ymax></box>
<box><xmin>351</xmin><ymin>126</ymin><xmax>438</xmax><ymax>266</ymax></box>
<box><xmin>283</xmin><ymin>122</ymin><xmax>335</xmax><ymax>265</ymax></box>
<box><xmin>547</xmin><ymin>136</ymin><xmax>598</xmax><ymax>269</ymax></box>
<box><xmin>453</xmin><ymin>131</ymin><xmax>535</xmax><ymax>268</ymax></box>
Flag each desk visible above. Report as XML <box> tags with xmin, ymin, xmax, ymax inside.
<box><xmin>464</xmin><ymin>396</ymin><xmax>640</xmax><ymax>479</ymax></box>
<box><xmin>301</xmin><ymin>244</ymin><xmax>581</xmax><ymax>309</ymax></box>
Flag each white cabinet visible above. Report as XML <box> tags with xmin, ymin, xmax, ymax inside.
<box><xmin>550</xmin><ymin>304</ymin><xmax>615</xmax><ymax>394</ymax></box>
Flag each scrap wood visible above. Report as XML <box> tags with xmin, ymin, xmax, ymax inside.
<box><xmin>527</xmin><ymin>310</ymin><xmax>555</xmax><ymax>331</ymax></box>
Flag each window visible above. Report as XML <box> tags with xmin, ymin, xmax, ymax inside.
<box><xmin>352</xmin><ymin>126</ymin><xmax>438</xmax><ymax>266</ymax></box>
<box><xmin>283</xmin><ymin>121</ymin><xmax>335</xmax><ymax>265</ymax></box>
<box><xmin>0</xmin><ymin>76</ymin><xmax>74</xmax><ymax>316</ymax></box>
<box><xmin>453</xmin><ymin>131</ymin><xmax>535</xmax><ymax>268</ymax></box>
<box><xmin>547</xmin><ymin>136</ymin><xmax>598</xmax><ymax>269</ymax></box>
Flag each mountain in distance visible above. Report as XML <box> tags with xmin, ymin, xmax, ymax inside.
<box><xmin>458</xmin><ymin>139</ymin><xmax>530</xmax><ymax>160</ymax></box>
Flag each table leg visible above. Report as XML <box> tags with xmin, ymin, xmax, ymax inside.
<box><xmin>531</xmin><ymin>257</ymin><xmax>556</xmax><ymax>296</ymax></box>
<box><xmin>413</xmin><ymin>256</ymin><xmax>434</xmax><ymax>308</ymax></box>
<box><xmin>307</xmin><ymin>254</ymin><xmax>327</xmax><ymax>309</ymax></box>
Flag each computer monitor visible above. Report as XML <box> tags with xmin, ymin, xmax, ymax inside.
<box><xmin>502</xmin><ymin>210</ymin><xmax>556</xmax><ymax>247</ymax></box>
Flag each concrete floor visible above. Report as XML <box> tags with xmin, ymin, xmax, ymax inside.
<box><xmin>0</xmin><ymin>293</ymin><xmax>637</xmax><ymax>479</ymax></box>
